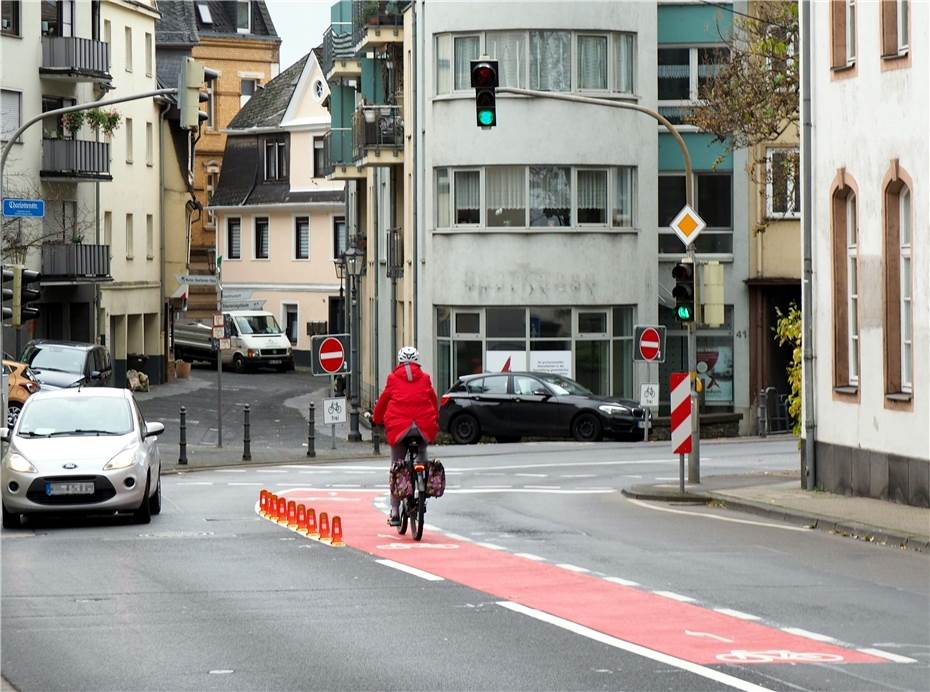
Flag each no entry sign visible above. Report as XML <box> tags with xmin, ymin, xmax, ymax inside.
<box><xmin>633</xmin><ymin>325</ymin><xmax>666</xmax><ymax>363</ymax></box>
<box><xmin>311</xmin><ymin>334</ymin><xmax>350</xmax><ymax>376</ymax></box>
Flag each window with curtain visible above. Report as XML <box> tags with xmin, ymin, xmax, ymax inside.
<box><xmin>577</xmin><ymin>35</ymin><xmax>608</xmax><ymax>90</ymax></box>
<box><xmin>616</xmin><ymin>33</ymin><xmax>634</xmax><ymax>94</ymax></box>
<box><xmin>295</xmin><ymin>217</ymin><xmax>309</xmax><ymax>259</ymax></box>
<box><xmin>530</xmin><ymin>166</ymin><xmax>570</xmax><ymax>227</ymax></box>
<box><xmin>613</xmin><ymin>166</ymin><xmax>635</xmax><ymax>227</ymax></box>
<box><xmin>436</xmin><ymin>168</ymin><xmax>450</xmax><ymax>227</ymax></box>
<box><xmin>1</xmin><ymin>90</ymin><xmax>21</xmax><ymax>140</ymax></box>
<box><xmin>255</xmin><ymin>217</ymin><xmax>269</xmax><ymax>259</ymax></box>
<box><xmin>454</xmin><ymin>35</ymin><xmax>479</xmax><ymax>91</ymax></box>
<box><xmin>697</xmin><ymin>48</ymin><xmax>728</xmax><ymax>99</ymax></box>
<box><xmin>436</xmin><ymin>34</ymin><xmax>452</xmax><ymax>94</ymax></box>
<box><xmin>486</xmin><ymin>31</ymin><xmax>526</xmax><ymax>88</ymax></box>
<box><xmin>228</xmin><ymin>218</ymin><xmax>241</xmax><ymax>259</ymax></box>
<box><xmin>486</xmin><ymin>166</ymin><xmax>525</xmax><ymax>227</ymax></box>
<box><xmin>846</xmin><ymin>193</ymin><xmax>858</xmax><ymax>384</ymax></box>
<box><xmin>530</xmin><ymin>31</ymin><xmax>571</xmax><ymax>91</ymax></box>
<box><xmin>577</xmin><ymin>169</ymin><xmax>607</xmax><ymax>224</ymax></box>
<box><xmin>658</xmin><ymin>48</ymin><xmax>690</xmax><ymax>100</ymax></box>
<box><xmin>899</xmin><ymin>187</ymin><xmax>912</xmax><ymax>391</ymax></box>
<box><xmin>767</xmin><ymin>148</ymin><xmax>800</xmax><ymax>218</ymax></box>
<box><xmin>454</xmin><ymin>170</ymin><xmax>480</xmax><ymax>224</ymax></box>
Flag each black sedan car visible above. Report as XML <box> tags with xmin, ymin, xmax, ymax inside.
<box><xmin>439</xmin><ymin>371</ymin><xmax>646</xmax><ymax>444</ymax></box>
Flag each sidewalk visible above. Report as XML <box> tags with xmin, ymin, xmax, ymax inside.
<box><xmin>622</xmin><ymin>472</ymin><xmax>930</xmax><ymax>553</ymax></box>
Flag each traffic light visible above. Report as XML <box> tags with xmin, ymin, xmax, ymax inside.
<box><xmin>177</xmin><ymin>57</ymin><xmax>219</xmax><ymax>130</ymax></box>
<box><xmin>13</xmin><ymin>268</ymin><xmax>41</xmax><ymax>327</ymax></box>
<box><xmin>671</xmin><ymin>261</ymin><xmax>695</xmax><ymax>323</ymax></box>
<box><xmin>470</xmin><ymin>59</ymin><xmax>499</xmax><ymax>128</ymax></box>
<box><xmin>1</xmin><ymin>266</ymin><xmax>13</xmax><ymax>322</ymax></box>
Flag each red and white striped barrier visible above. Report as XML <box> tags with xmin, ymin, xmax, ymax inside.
<box><xmin>670</xmin><ymin>372</ymin><xmax>692</xmax><ymax>454</ymax></box>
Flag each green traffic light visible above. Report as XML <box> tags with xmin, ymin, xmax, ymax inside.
<box><xmin>478</xmin><ymin>109</ymin><xmax>495</xmax><ymax>126</ymax></box>
<box><xmin>676</xmin><ymin>305</ymin><xmax>692</xmax><ymax>321</ymax></box>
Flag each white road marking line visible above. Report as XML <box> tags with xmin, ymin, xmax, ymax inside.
<box><xmin>653</xmin><ymin>591</ymin><xmax>697</xmax><ymax>603</ymax></box>
<box><xmin>625</xmin><ymin>498</ymin><xmax>812</xmax><ymax>532</ymax></box>
<box><xmin>655</xmin><ymin>476</ymin><xmax>682</xmax><ymax>481</ymax></box>
<box><xmin>525</xmin><ymin>485</ymin><xmax>561</xmax><ymax>490</ymax></box>
<box><xmin>448</xmin><ymin>488</ymin><xmax>616</xmax><ymax>495</ymax></box>
<box><xmin>515</xmin><ymin>473</ymin><xmax>549</xmax><ymax>478</ymax></box>
<box><xmin>474</xmin><ymin>485</ymin><xmax>512</xmax><ymax>489</ymax></box>
<box><xmin>176</xmin><ymin>481</ymin><xmax>213</xmax><ymax>486</ymax></box>
<box><xmin>376</xmin><ymin>559</ymin><xmax>444</xmax><ymax>582</ymax></box>
<box><xmin>556</xmin><ymin>563</ymin><xmax>590</xmax><ymax>573</ymax></box>
<box><xmin>560</xmin><ymin>473</ymin><xmax>597</xmax><ymax>478</ymax></box>
<box><xmin>514</xmin><ymin>552</ymin><xmax>546</xmax><ymax>561</ymax></box>
<box><xmin>623</xmin><ymin>475</ymin><xmax>643</xmax><ymax>479</ymax></box>
<box><xmin>714</xmin><ymin>608</ymin><xmax>761</xmax><ymax>621</ymax></box>
<box><xmin>604</xmin><ymin>576</ymin><xmax>640</xmax><ymax>587</ymax></box>
<box><xmin>442</xmin><ymin>532</ymin><xmax>471</xmax><ymax>542</ymax></box>
<box><xmin>476</xmin><ymin>542</ymin><xmax>507</xmax><ymax>551</ymax></box>
<box><xmin>328</xmin><ymin>484</ymin><xmax>361</xmax><ymax>488</ymax></box>
<box><xmin>228</xmin><ymin>482</ymin><xmax>264</xmax><ymax>487</ymax></box>
<box><xmin>215</xmin><ymin>469</ymin><xmax>247</xmax><ymax>473</ymax></box>
<box><xmin>262</xmin><ymin>470</ymin><xmax>288</xmax><ymax>474</ymax></box>
<box><xmin>273</xmin><ymin>486</ymin><xmax>381</xmax><ymax>493</ymax></box>
<box><xmin>780</xmin><ymin>627</ymin><xmax>837</xmax><ymax>643</ymax></box>
<box><xmin>685</xmin><ymin>630</ymin><xmax>733</xmax><ymax>643</ymax></box>
<box><xmin>856</xmin><ymin>648</ymin><xmax>918</xmax><ymax>664</ymax></box>
<box><xmin>455</xmin><ymin>459</ymin><xmax>675</xmax><ymax>472</ymax></box>
<box><xmin>496</xmin><ymin>602</ymin><xmax>774</xmax><ymax>692</ymax></box>
<box><xmin>299</xmin><ymin>470</ymin><xmax>332</xmax><ymax>474</ymax></box>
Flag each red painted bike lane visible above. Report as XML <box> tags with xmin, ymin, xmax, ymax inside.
<box><xmin>274</xmin><ymin>489</ymin><xmax>885</xmax><ymax>667</ymax></box>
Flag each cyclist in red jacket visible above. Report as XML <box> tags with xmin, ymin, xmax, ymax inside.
<box><xmin>372</xmin><ymin>346</ymin><xmax>439</xmax><ymax>526</ymax></box>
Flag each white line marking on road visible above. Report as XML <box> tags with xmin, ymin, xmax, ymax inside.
<box><xmin>176</xmin><ymin>482</ymin><xmax>213</xmax><ymax>486</ymax></box>
<box><xmin>515</xmin><ymin>473</ymin><xmax>549</xmax><ymax>478</ymax></box>
<box><xmin>376</xmin><ymin>559</ymin><xmax>444</xmax><ymax>581</ymax></box>
<box><xmin>328</xmin><ymin>484</ymin><xmax>361</xmax><ymax>488</ymax></box>
<box><xmin>780</xmin><ymin>627</ymin><xmax>837</xmax><ymax>643</ymax></box>
<box><xmin>685</xmin><ymin>630</ymin><xmax>733</xmax><ymax>643</ymax></box>
<box><xmin>525</xmin><ymin>485</ymin><xmax>561</xmax><ymax>490</ymax></box>
<box><xmin>476</xmin><ymin>542</ymin><xmax>507</xmax><ymax>550</ymax></box>
<box><xmin>560</xmin><ymin>474</ymin><xmax>597</xmax><ymax>478</ymax></box>
<box><xmin>604</xmin><ymin>577</ymin><xmax>640</xmax><ymax>587</ymax></box>
<box><xmin>856</xmin><ymin>648</ymin><xmax>918</xmax><ymax>664</ymax></box>
<box><xmin>655</xmin><ymin>476</ymin><xmax>682</xmax><ymax>481</ymax></box>
<box><xmin>496</xmin><ymin>602</ymin><xmax>775</xmax><ymax>692</ymax></box>
<box><xmin>625</xmin><ymin>498</ymin><xmax>812</xmax><ymax>532</ymax></box>
<box><xmin>714</xmin><ymin>608</ymin><xmax>761</xmax><ymax>621</ymax></box>
<box><xmin>456</xmin><ymin>459</ymin><xmax>675</xmax><ymax>472</ymax></box>
<box><xmin>298</xmin><ymin>470</ymin><xmax>332</xmax><ymax>474</ymax></box>
<box><xmin>262</xmin><ymin>470</ymin><xmax>288</xmax><ymax>474</ymax></box>
<box><xmin>228</xmin><ymin>482</ymin><xmax>264</xmax><ymax>487</ymax></box>
<box><xmin>654</xmin><ymin>591</ymin><xmax>697</xmax><ymax>603</ymax></box>
<box><xmin>556</xmin><ymin>563</ymin><xmax>590</xmax><ymax>573</ymax></box>
<box><xmin>215</xmin><ymin>469</ymin><xmax>247</xmax><ymax>473</ymax></box>
<box><xmin>448</xmin><ymin>488</ymin><xmax>616</xmax><ymax>495</ymax></box>
<box><xmin>474</xmin><ymin>485</ymin><xmax>512</xmax><ymax>489</ymax></box>
<box><xmin>442</xmin><ymin>532</ymin><xmax>471</xmax><ymax>542</ymax></box>
<box><xmin>274</xmin><ymin>487</ymin><xmax>381</xmax><ymax>493</ymax></box>
<box><xmin>514</xmin><ymin>552</ymin><xmax>546</xmax><ymax>561</ymax></box>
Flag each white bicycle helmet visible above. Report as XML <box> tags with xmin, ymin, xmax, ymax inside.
<box><xmin>397</xmin><ymin>346</ymin><xmax>420</xmax><ymax>364</ymax></box>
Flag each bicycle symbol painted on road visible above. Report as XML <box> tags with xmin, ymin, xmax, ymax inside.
<box><xmin>716</xmin><ymin>649</ymin><xmax>845</xmax><ymax>664</ymax></box>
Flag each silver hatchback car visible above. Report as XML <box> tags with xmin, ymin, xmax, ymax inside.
<box><xmin>1</xmin><ymin>388</ymin><xmax>164</xmax><ymax>529</ymax></box>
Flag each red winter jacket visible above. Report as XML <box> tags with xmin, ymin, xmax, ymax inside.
<box><xmin>372</xmin><ymin>362</ymin><xmax>439</xmax><ymax>446</ymax></box>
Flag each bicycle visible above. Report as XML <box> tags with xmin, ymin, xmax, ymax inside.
<box><xmin>395</xmin><ymin>430</ymin><xmax>428</xmax><ymax>541</ymax></box>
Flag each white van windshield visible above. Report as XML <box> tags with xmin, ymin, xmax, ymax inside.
<box><xmin>235</xmin><ymin>315</ymin><xmax>282</xmax><ymax>335</ymax></box>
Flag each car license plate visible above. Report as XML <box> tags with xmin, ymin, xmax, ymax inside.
<box><xmin>268</xmin><ymin>359</ymin><xmax>282</xmax><ymax>365</ymax></box>
<box><xmin>46</xmin><ymin>481</ymin><xmax>95</xmax><ymax>496</ymax></box>
<box><xmin>637</xmin><ymin>420</ymin><xmax>647</xmax><ymax>428</ymax></box>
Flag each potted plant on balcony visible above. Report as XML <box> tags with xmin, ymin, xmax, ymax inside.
<box><xmin>63</xmin><ymin>111</ymin><xmax>84</xmax><ymax>138</ymax></box>
<box><xmin>85</xmin><ymin>108</ymin><xmax>122</xmax><ymax>139</ymax></box>
<box><xmin>361</xmin><ymin>0</ymin><xmax>380</xmax><ymax>25</ymax></box>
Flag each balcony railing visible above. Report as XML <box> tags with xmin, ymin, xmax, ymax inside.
<box><xmin>41</xmin><ymin>139</ymin><xmax>111</xmax><ymax>181</ymax></box>
<box><xmin>324</xmin><ymin>129</ymin><xmax>353</xmax><ymax>175</ymax></box>
<box><xmin>40</xmin><ymin>36</ymin><xmax>111</xmax><ymax>81</ymax></box>
<box><xmin>41</xmin><ymin>243</ymin><xmax>111</xmax><ymax>282</ymax></box>
<box><xmin>352</xmin><ymin>106</ymin><xmax>403</xmax><ymax>162</ymax></box>
<box><xmin>322</xmin><ymin>27</ymin><xmax>357</xmax><ymax>76</ymax></box>
<box><xmin>351</xmin><ymin>1</ymin><xmax>408</xmax><ymax>48</ymax></box>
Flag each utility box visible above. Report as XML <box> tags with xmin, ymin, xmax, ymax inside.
<box><xmin>702</xmin><ymin>261</ymin><xmax>725</xmax><ymax>327</ymax></box>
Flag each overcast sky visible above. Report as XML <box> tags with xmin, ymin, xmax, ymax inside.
<box><xmin>265</xmin><ymin>0</ymin><xmax>333</xmax><ymax>71</ymax></box>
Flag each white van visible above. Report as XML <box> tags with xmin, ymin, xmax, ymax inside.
<box><xmin>173</xmin><ymin>310</ymin><xmax>294</xmax><ymax>373</ymax></box>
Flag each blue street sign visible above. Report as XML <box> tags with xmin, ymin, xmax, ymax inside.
<box><xmin>2</xmin><ymin>198</ymin><xmax>45</xmax><ymax>218</ymax></box>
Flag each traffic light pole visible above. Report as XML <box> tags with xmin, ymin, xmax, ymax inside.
<box><xmin>0</xmin><ymin>88</ymin><xmax>177</xmax><ymax>429</ymax></box>
<box><xmin>496</xmin><ymin>87</ymin><xmax>701</xmax><ymax>481</ymax></box>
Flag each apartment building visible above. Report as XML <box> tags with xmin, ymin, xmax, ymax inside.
<box><xmin>210</xmin><ymin>51</ymin><xmax>345</xmax><ymax>366</ymax></box>
<box><xmin>809</xmin><ymin>0</ymin><xmax>928</xmax><ymax>505</ymax></box>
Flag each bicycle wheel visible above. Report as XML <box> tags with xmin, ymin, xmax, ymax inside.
<box><xmin>412</xmin><ymin>496</ymin><xmax>425</xmax><ymax>541</ymax></box>
<box><xmin>398</xmin><ymin>498</ymin><xmax>409</xmax><ymax>535</ymax></box>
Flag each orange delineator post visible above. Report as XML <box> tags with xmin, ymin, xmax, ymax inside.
<box><xmin>330</xmin><ymin>515</ymin><xmax>344</xmax><ymax>547</ymax></box>
<box><xmin>318</xmin><ymin>511</ymin><xmax>331</xmax><ymax>542</ymax></box>
<box><xmin>276</xmin><ymin>497</ymin><xmax>287</xmax><ymax>523</ymax></box>
<box><xmin>286</xmin><ymin>501</ymin><xmax>298</xmax><ymax>527</ymax></box>
<box><xmin>306</xmin><ymin>508</ymin><xmax>319</xmax><ymax>538</ymax></box>
<box><xmin>259</xmin><ymin>490</ymin><xmax>268</xmax><ymax>516</ymax></box>
<box><xmin>296</xmin><ymin>504</ymin><xmax>308</xmax><ymax>534</ymax></box>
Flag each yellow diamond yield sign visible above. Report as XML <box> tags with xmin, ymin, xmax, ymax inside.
<box><xmin>670</xmin><ymin>205</ymin><xmax>706</xmax><ymax>247</ymax></box>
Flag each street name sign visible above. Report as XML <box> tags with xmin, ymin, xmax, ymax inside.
<box><xmin>310</xmin><ymin>334</ymin><xmax>350</xmax><ymax>376</ymax></box>
<box><xmin>222</xmin><ymin>299</ymin><xmax>265</xmax><ymax>311</ymax></box>
<box><xmin>633</xmin><ymin>325</ymin><xmax>666</xmax><ymax>363</ymax></box>
<box><xmin>176</xmin><ymin>274</ymin><xmax>217</xmax><ymax>285</ymax></box>
<box><xmin>323</xmin><ymin>397</ymin><xmax>347</xmax><ymax>425</ymax></box>
<box><xmin>670</xmin><ymin>205</ymin><xmax>706</xmax><ymax>247</ymax></box>
<box><xmin>211</xmin><ymin>326</ymin><xmax>224</xmax><ymax>339</ymax></box>
<box><xmin>3</xmin><ymin>198</ymin><xmax>45</xmax><ymax>218</ymax></box>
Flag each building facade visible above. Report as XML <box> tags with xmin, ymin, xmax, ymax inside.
<box><xmin>809</xmin><ymin>0</ymin><xmax>928</xmax><ymax>505</ymax></box>
<box><xmin>210</xmin><ymin>52</ymin><xmax>345</xmax><ymax>365</ymax></box>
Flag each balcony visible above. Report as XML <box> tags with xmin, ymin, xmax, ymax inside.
<box><xmin>352</xmin><ymin>106</ymin><xmax>404</xmax><ymax>167</ymax></box>
<box><xmin>352</xmin><ymin>1</ymin><xmax>407</xmax><ymax>52</ymax></box>
<box><xmin>41</xmin><ymin>243</ymin><xmax>112</xmax><ymax>283</ymax></box>
<box><xmin>322</xmin><ymin>27</ymin><xmax>361</xmax><ymax>82</ymax></box>
<box><xmin>324</xmin><ymin>129</ymin><xmax>365</xmax><ymax>180</ymax></box>
<box><xmin>40</xmin><ymin>36</ymin><xmax>111</xmax><ymax>83</ymax></box>
<box><xmin>41</xmin><ymin>139</ymin><xmax>112</xmax><ymax>182</ymax></box>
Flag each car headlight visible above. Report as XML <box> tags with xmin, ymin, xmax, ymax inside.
<box><xmin>103</xmin><ymin>449</ymin><xmax>137</xmax><ymax>471</ymax></box>
<box><xmin>7</xmin><ymin>453</ymin><xmax>37</xmax><ymax>474</ymax></box>
<box><xmin>598</xmin><ymin>404</ymin><xmax>631</xmax><ymax>415</ymax></box>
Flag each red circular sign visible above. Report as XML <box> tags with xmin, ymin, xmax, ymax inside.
<box><xmin>319</xmin><ymin>337</ymin><xmax>345</xmax><ymax>374</ymax></box>
<box><xmin>639</xmin><ymin>327</ymin><xmax>661</xmax><ymax>361</ymax></box>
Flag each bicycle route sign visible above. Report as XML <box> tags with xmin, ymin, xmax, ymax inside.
<box><xmin>323</xmin><ymin>397</ymin><xmax>347</xmax><ymax>425</ymax></box>
<box><xmin>311</xmin><ymin>334</ymin><xmax>350</xmax><ymax>376</ymax></box>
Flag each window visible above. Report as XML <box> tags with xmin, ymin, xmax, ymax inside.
<box><xmin>41</xmin><ymin>0</ymin><xmax>73</xmax><ymax>37</ymax></box>
<box><xmin>899</xmin><ymin>187</ymin><xmax>912</xmax><ymax>392</ymax></box>
<box><xmin>436</xmin><ymin>168</ymin><xmax>450</xmax><ymax>227</ymax></box>
<box><xmin>615</xmin><ymin>33</ymin><xmax>634</xmax><ymax>94</ymax></box>
<box><xmin>254</xmin><ymin>217</ymin><xmax>269</xmax><ymax>259</ymax></box>
<box><xmin>577</xmin><ymin>169</ymin><xmax>608</xmax><ymax>224</ymax></box>
<box><xmin>264</xmin><ymin>139</ymin><xmax>287</xmax><ymax>181</ymax></box>
<box><xmin>530</xmin><ymin>166</ymin><xmax>570</xmax><ymax>227</ymax></box>
<box><xmin>453</xmin><ymin>35</ymin><xmax>479</xmax><ymax>90</ymax></box>
<box><xmin>1</xmin><ymin>90</ymin><xmax>20</xmax><ymax>141</ymax></box>
<box><xmin>898</xmin><ymin>0</ymin><xmax>909</xmax><ymax>51</ymax></box>
<box><xmin>613</xmin><ymin>166</ymin><xmax>635</xmax><ymax>227</ymax></box>
<box><xmin>205</xmin><ymin>81</ymin><xmax>215</xmax><ymax>128</ymax></box>
<box><xmin>882</xmin><ymin>0</ymin><xmax>909</xmax><ymax>56</ymax></box>
<box><xmin>205</xmin><ymin>168</ymin><xmax>218</xmax><ymax>228</ymax></box>
<box><xmin>884</xmin><ymin>179</ymin><xmax>913</xmax><ymax>396</ymax></box>
<box><xmin>196</xmin><ymin>1</ymin><xmax>212</xmax><ymax>24</ymax></box>
<box><xmin>295</xmin><ymin>216</ymin><xmax>309</xmax><ymax>259</ymax></box>
<box><xmin>333</xmin><ymin>216</ymin><xmax>347</xmax><ymax>258</ymax></box>
<box><xmin>831</xmin><ymin>0</ymin><xmax>856</xmax><ymax>67</ymax></box>
<box><xmin>125</xmin><ymin>213</ymin><xmax>133</xmax><ymax>259</ymax></box>
<box><xmin>658</xmin><ymin>46</ymin><xmax>730</xmax><ymax>124</ymax></box>
<box><xmin>283</xmin><ymin>304</ymin><xmax>298</xmax><ymax>345</ymax></box>
<box><xmin>103</xmin><ymin>18</ymin><xmax>110</xmax><ymax>52</ymax></box>
<box><xmin>486</xmin><ymin>166</ymin><xmax>526</xmax><ymax>227</ymax></box>
<box><xmin>42</xmin><ymin>95</ymin><xmax>76</xmax><ymax>139</ymax></box>
<box><xmin>846</xmin><ymin>194</ymin><xmax>858</xmax><ymax>384</ymax></box>
<box><xmin>658</xmin><ymin>173</ymin><xmax>733</xmax><ymax>254</ymax></box>
<box><xmin>103</xmin><ymin>210</ymin><xmax>112</xmax><ymax>246</ymax></box>
<box><xmin>91</xmin><ymin>1</ymin><xmax>99</xmax><ymax>39</ymax></box>
<box><xmin>236</xmin><ymin>0</ymin><xmax>250</xmax><ymax>33</ymax></box>
<box><xmin>125</xmin><ymin>117</ymin><xmax>133</xmax><ymax>162</ymax></box>
<box><xmin>240</xmin><ymin>78</ymin><xmax>258</xmax><ymax>107</ymax></box>
<box><xmin>454</xmin><ymin>170</ymin><xmax>480</xmax><ymax>225</ymax></box>
<box><xmin>227</xmin><ymin>218</ymin><xmax>241</xmax><ymax>259</ymax></box>
<box><xmin>435</xmin><ymin>34</ymin><xmax>452</xmax><ymax>94</ymax></box>
<box><xmin>487</xmin><ymin>31</ymin><xmax>527</xmax><ymax>88</ymax></box>
<box><xmin>145</xmin><ymin>122</ymin><xmax>153</xmax><ymax>166</ymax></box>
<box><xmin>313</xmin><ymin>137</ymin><xmax>325</xmax><ymax>177</ymax></box>
<box><xmin>530</xmin><ymin>31</ymin><xmax>571</xmax><ymax>91</ymax></box>
<box><xmin>845</xmin><ymin>0</ymin><xmax>856</xmax><ymax>63</ymax></box>
<box><xmin>2</xmin><ymin>1</ymin><xmax>20</xmax><ymax>37</ymax></box>
<box><xmin>145</xmin><ymin>32</ymin><xmax>152</xmax><ymax>76</ymax></box>
<box><xmin>124</xmin><ymin>26</ymin><xmax>132</xmax><ymax>71</ymax></box>
<box><xmin>146</xmin><ymin>214</ymin><xmax>153</xmax><ymax>259</ymax></box>
<box><xmin>578</xmin><ymin>35</ymin><xmax>608</xmax><ymax>90</ymax></box>
<box><xmin>766</xmin><ymin>148</ymin><xmax>800</xmax><ymax>218</ymax></box>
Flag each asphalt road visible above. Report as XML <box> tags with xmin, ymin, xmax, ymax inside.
<box><xmin>2</xmin><ymin>440</ymin><xmax>928</xmax><ymax>691</ymax></box>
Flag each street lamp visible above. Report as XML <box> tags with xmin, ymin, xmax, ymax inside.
<box><xmin>343</xmin><ymin>246</ymin><xmax>365</xmax><ymax>442</ymax></box>
<box><xmin>333</xmin><ymin>255</ymin><xmax>346</xmax><ymax>332</ymax></box>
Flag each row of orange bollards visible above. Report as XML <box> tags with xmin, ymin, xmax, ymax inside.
<box><xmin>257</xmin><ymin>489</ymin><xmax>344</xmax><ymax>547</ymax></box>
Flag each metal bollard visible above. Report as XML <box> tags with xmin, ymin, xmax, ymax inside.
<box><xmin>178</xmin><ymin>406</ymin><xmax>188</xmax><ymax>465</ymax></box>
<box><xmin>307</xmin><ymin>401</ymin><xmax>316</xmax><ymax>457</ymax></box>
<box><xmin>242</xmin><ymin>404</ymin><xmax>252</xmax><ymax>461</ymax></box>
<box><xmin>372</xmin><ymin>424</ymin><xmax>381</xmax><ymax>456</ymax></box>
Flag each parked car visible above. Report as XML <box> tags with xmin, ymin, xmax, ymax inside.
<box><xmin>3</xmin><ymin>360</ymin><xmax>41</xmax><ymax>428</ymax></box>
<box><xmin>1</xmin><ymin>388</ymin><xmax>164</xmax><ymax>528</ymax></box>
<box><xmin>439</xmin><ymin>371</ymin><xmax>646</xmax><ymax>444</ymax></box>
<box><xmin>173</xmin><ymin>310</ymin><xmax>294</xmax><ymax>373</ymax></box>
<box><xmin>19</xmin><ymin>340</ymin><xmax>113</xmax><ymax>390</ymax></box>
